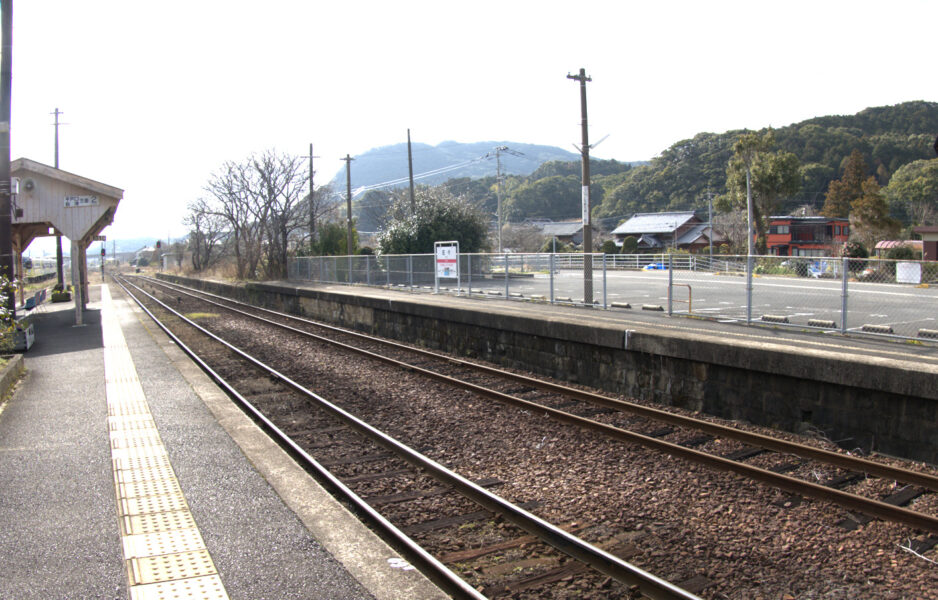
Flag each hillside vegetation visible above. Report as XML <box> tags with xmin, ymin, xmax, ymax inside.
<box><xmin>593</xmin><ymin>101</ymin><xmax>937</xmax><ymax>226</ymax></box>
<box><xmin>352</xmin><ymin>102</ymin><xmax>937</xmax><ymax>235</ymax></box>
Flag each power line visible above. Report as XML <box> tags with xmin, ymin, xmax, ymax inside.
<box><xmin>350</xmin><ymin>154</ymin><xmax>493</xmax><ymax>197</ymax></box>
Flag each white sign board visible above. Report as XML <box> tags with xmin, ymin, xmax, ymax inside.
<box><xmin>435</xmin><ymin>244</ymin><xmax>459</xmax><ymax>278</ymax></box>
<box><xmin>434</xmin><ymin>241</ymin><xmax>460</xmax><ymax>294</ymax></box>
<box><xmin>581</xmin><ymin>185</ymin><xmax>590</xmax><ymax>224</ymax></box>
<box><xmin>896</xmin><ymin>261</ymin><xmax>922</xmax><ymax>284</ymax></box>
<box><xmin>65</xmin><ymin>195</ymin><xmax>99</xmax><ymax>208</ymax></box>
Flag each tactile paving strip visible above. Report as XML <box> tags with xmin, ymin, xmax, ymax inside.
<box><xmin>120</xmin><ymin>510</ymin><xmax>199</xmax><ymax>537</ymax></box>
<box><xmin>129</xmin><ymin>575</ymin><xmax>227</xmax><ymax>600</ymax></box>
<box><xmin>127</xmin><ymin>549</ymin><xmax>218</xmax><ymax>585</ymax></box>
<box><xmin>123</xmin><ymin>529</ymin><xmax>209</xmax><ymax>559</ymax></box>
<box><xmin>102</xmin><ymin>286</ymin><xmax>230</xmax><ymax>600</ymax></box>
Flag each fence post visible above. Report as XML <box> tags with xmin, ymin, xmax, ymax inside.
<box><xmin>467</xmin><ymin>254</ymin><xmax>472</xmax><ymax>295</ymax></box>
<box><xmin>667</xmin><ymin>254</ymin><xmax>674</xmax><ymax>315</ymax></box>
<box><xmin>549</xmin><ymin>253</ymin><xmax>555</xmax><ymax>304</ymax></box>
<box><xmin>407</xmin><ymin>255</ymin><xmax>413</xmax><ymax>289</ymax></box>
<box><xmin>602</xmin><ymin>254</ymin><xmax>607</xmax><ymax>309</ymax></box>
<box><xmin>386</xmin><ymin>256</ymin><xmax>391</xmax><ymax>288</ymax></box>
<box><xmin>505</xmin><ymin>252</ymin><xmax>510</xmax><ymax>299</ymax></box>
<box><xmin>366</xmin><ymin>256</ymin><xmax>372</xmax><ymax>285</ymax></box>
<box><xmin>841</xmin><ymin>256</ymin><xmax>849</xmax><ymax>334</ymax></box>
<box><xmin>746</xmin><ymin>255</ymin><xmax>754</xmax><ymax>325</ymax></box>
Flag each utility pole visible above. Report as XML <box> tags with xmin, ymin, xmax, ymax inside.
<box><xmin>567</xmin><ymin>67</ymin><xmax>593</xmax><ymax>304</ymax></box>
<box><xmin>489</xmin><ymin>145</ymin><xmax>523</xmax><ymax>253</ymax></box>
<box><xmin>707</xmin><ymin>189</ymin><xmax>713</xmax><ymax>263</ymax></box>
<box><xmin>0</xmin><ymin>0</ymin><xmax>12</xmax><ymax>320</ymax></box>
<box><xmin>308</xmin><ymin>143</ymin><xmax>319</xmax><ymax>248</ymax></box>
<box><xmin>341</xmin><ymin>154</ymin><xmax>355</xmax><ymax>255</ymax></box>
<box><xmin>407</xmin><ymin>129</ymin><xmax>416</xmax><ymax>214</ymax></box>
<box><xmin>746</xmin><ymin>168</ymin><xmax>753</xmax><ymax>257</ymax></box>
<box><xmin>52</xmin><ymin>107</ymin><xmax>65</xmax><ymax>287</ymax></box>
<box><xmin>495</xmin><ymin>146</ymin><xmax>504</xmax><ymax>253</ymax></box>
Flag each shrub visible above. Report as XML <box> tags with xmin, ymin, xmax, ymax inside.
<box><xmin>886</xmin><ymin>245</ymin><xmax>915</xmax><ymax>261</ymax></box>
<box><xmin>843</xmin><ymin>241</ymin><xmax>869</xmax><ymax>272</ymax></box>
<box><xmin>619</xmin><ymin>236</ymin><xmax>638</xmax><ymax>254</ymax></box>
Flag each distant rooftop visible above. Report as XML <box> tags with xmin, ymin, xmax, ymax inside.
<box><xmin>537</xmin><ymin>221</ymin><xmax>585</xmax><ymax>236</ymax></box>
<box><xmin>611</xmin><ymin>211</ymin><xmax>698</xmax><ymax>235</ymax></box>
<box><xmin>769</xmin><ymin>215</ymin><xmax>849</xmax><ymax>222</ymax></box>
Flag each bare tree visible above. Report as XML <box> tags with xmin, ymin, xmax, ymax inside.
<box><xmin>500</xmin><ymin>223</ymin><xmax>546</xmax><ymax>252</ymax></box>
<box><xmin>249</xmin><ymin>150</ymin><xmax>307</xmax><ymax>279</ymax></box>
<box><xmin>204</xmin><ymin>160</ymin><xmax>266</xmax><ymax>279</ymax></box>
<box><xmin>304</xmin><ymin>182</ymin><xmax>342</xmax><ymax>248</ymax></box>
<box><xmin>713</xmin><ymin>208</ymin><xmax>747</xmax><ymax>253</ymax></box>
<box><xmin>184</xmin><ymin>198</ymin><xmax>227</xmax><ymax>272</ymax></box>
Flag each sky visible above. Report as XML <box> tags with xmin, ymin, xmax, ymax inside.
<box><xmin>7</xmin><ymin>0</ymin><xmax>937</xmax><ymax>254</ymax></box>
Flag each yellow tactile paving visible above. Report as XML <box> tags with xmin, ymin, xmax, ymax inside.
<box><xmin>127</xmin><ymin>549</ymin><xmax>218</xmax><ymax>585</ymax></box>
<box><xmin>129</xmin><ymin>575</ymin><xmax>227</xmax><ymax>600</ymax></box>
<box><xmin>102</xmin><ymin>285</ymin><xmax>230</xmax><ymax>600</ymax></box>
<box><xmin>120</xmin><ymin>511</ymin><xmax>198</xmax><ymax>537</ymax></box>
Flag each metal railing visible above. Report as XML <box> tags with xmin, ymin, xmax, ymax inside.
<box><xmin>288</xmin><ymin>253</ymin><xmax>938</xmax><ymax>341</ymax></box>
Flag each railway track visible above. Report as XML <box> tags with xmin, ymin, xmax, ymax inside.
<box><xmin>134</xmin><ymin>275</ymin><xmax>938</xmax><ymax>542</ymax></box>
<box><xmin>114</xmin><ymin>275</ymin><xmax>701</xmax><ymax>600</ymax></box>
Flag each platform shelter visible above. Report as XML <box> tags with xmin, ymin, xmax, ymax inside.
<box><xmin>10</xmin><ymin>158</ymin><xmax>122</xmax><ymax>325</ymax></box>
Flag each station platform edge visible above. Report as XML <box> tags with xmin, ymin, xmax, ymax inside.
<box><xmin>0</xmin><ymin>284</ymin><xmax>447</xmax><ymax>600</ymax></box>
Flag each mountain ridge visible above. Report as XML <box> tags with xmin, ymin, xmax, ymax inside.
<box><xmin>329</xmin><ymin>141</ymin><xmax>587</xmax><ymax>191</ymax></box>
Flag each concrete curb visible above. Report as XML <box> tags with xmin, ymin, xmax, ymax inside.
<box><xmin>0</xmin><ymin>354</ymin><xmax>25</xmax><ymax>400</ymax></box>
<box><xmin>125</xmin><ymin>285</ymin><xmax>449</xmax><ymax>600</ymax></box>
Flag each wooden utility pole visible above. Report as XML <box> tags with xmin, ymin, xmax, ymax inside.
<box><xmin>0</xmin><ymin>0</ymin><xmax>13</xmax><ymax>320</ymax></box>
<box><xmin>52</xmin><ymin>107</ymin><xmax>64</xmax><ymax>287</ymax></box>
<box><xmin>308</xmin><ymin>142</ymin><xmax>319</xmax><ymax>247</ymax></box>
<box><xmin>495</xmin><ymin>147</ymin><xmax>504</xmax><ymax>253</ymax></box>
<box><xmin>341</xmin><ymin>154</ymin><xmax>355</xmax><ymax>255</ymax></box>
<box><xmin>407</xmin><ymin>129</ymin><xmax>416</xmax><ymax>214</ymax></box>
<box><xmin>567</xmin><ymin>67</ymin><xmax>593</xmax><ymax>304</ymax></box>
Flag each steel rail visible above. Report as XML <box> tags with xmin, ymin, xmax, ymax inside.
<box><xmin>111</xmin><ymin>277</ymin><xmax>488</xmax><ymax>600</ymax></box>
<box><xmin>144</xmin><ymin>275</ymin><xmax>938</xmax><ymax>493</ymax></box>
<box><xmin>138</xmin><ymin>275</ymin><xmax>938</xmax><ymax>534</ymax></box>
<box><xmin>116</xmin><ymin>275</ymin><xmax>700</xmax><ymax>600</ymax></box>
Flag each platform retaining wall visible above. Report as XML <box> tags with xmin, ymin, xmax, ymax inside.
<box><xmin>159</xmin><ymin>275</ymin><xmax>938</xmax><ymax>465</ymax></box>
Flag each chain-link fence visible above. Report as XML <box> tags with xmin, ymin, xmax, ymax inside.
<box><xmin>288</xmin><ymin>253</ymin><xmax>938</xmax><ymax>340</ymax></box>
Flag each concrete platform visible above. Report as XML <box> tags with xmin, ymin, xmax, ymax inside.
<box><xmin>0</xmin><ymin>285</ymin><xmax>447</xmax><ymax>600</ymax></box>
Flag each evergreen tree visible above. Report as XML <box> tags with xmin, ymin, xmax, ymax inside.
<box><xmin>821</xmin><ymin>150</ymin><xmax>867</xmax><ymax>217</ymax></box>
<box><xmin>722</xmin><ymin>131</ymin><xmax>801</xmax><ymax>253</ymax></box>
<box><xmin>851</xmin><ymin>178</ymin><xmax>899</xmax><ymax>248</ymax></box>
<box><xmin>377</xmin><ymin>188</ymin><xmax>489</xmax><ymax>255</ymax></box>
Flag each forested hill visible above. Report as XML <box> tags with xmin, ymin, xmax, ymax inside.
<box><xmin>592</xmin><ymin>101</ymin><xmax>938</xmax><ymax>224</ymax></box>
<box><xmin>346</xmin><ymin>102</ymin><xmax>936</xmax><ymax>233</ymax></box>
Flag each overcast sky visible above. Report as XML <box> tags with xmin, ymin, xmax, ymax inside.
<box><xmin>8</xmin><ymin>0</ymin><xmax>937</xmax><ymax>253</ymax></box>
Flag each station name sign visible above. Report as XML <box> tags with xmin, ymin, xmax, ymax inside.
<box><xmin>65</xmin><ymin>195</ymin><xmax>99</xmax><ymax>207</ymax></box>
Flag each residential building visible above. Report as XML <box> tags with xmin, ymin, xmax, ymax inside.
<box><xmin>873</xmin><ymin>240</ymin><xmax>923</xmax><ymax>258</ymax></box>
<box><xmin>531</xmin><ymin>220</ymin><xmax>598</xmax><ymax>247</ymax></box>
<box><xmin>913</xmin><ymin>226</ymin><xmax>938</xmax><ymax>261</ymax></box>
<box><xmin>610</xmin><ymin>211</ymin><xmax>723</xmax><ymax>252</ymax></box>
<box><xmin>765</xmin><ymin>216</ymin><xmax>850</xmax><ymax>257</ymax></box>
